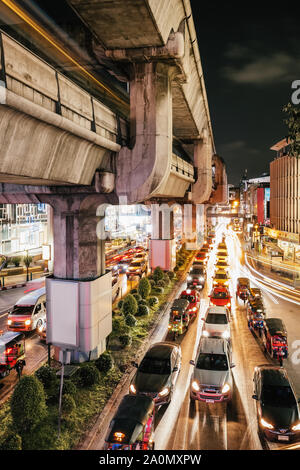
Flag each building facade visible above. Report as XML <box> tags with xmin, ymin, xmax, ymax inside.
<box><xmin>270</xmin><ymin>139</ymin><xmax>300</xmax><ymax>261</ymax></box>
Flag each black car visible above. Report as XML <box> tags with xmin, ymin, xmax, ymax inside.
<box><xmin>187</xmin><ymin>266</ymin><xmax>206</xmax><ymax>289</ymax></box>
<box><xmin>129</xmin><ymin>342</ymin><xmax>181</xmax><ymax>405</ymax></box>
<box><xmin>252</xmin><ymin>365</ymin><xmax>300</xmax><ymax>442</ymax></box>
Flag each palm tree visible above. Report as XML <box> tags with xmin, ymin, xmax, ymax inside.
<box><xmin>23</xmin><ymin>255</ymin><xmax>33</xmax><ymax>282</ymax></box>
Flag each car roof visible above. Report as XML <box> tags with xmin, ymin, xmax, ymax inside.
<box><xmin>259</xmin><ymin>366</ymin><xmax>290</xmax><ymax>386</ymax></box>
<box><xmin>146</xmin><ymin>342</ymin><xmax>177</xmax><ymax>359</ymax></box>
<box><xmin>207</xmin><ymin>306</ymin><xmax>228</xmax><ymax>314</ymax></box>
<box><xmin>215</xmin><ymin>270</ymin><xmax>227</xmax><ymax>275</ymax></box>
<box><xmin>198</xmin><ymin>337</ymin><xmax>228</xmax><ymax>355</ymax></box>
<box><xmin>15</xmin><ymin>287</ymin><xmax>46</xmax><ymax>306</ymax></box>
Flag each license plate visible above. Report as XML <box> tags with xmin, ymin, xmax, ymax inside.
<box><xmin>278</xmin><ymin>435</ymin><xmax>289</xmax><ymax>441</ymax></box>
<box><xmin>206</xmin><ymin>399</ymin><xmax>215</xmax><ymax>403</ymax></box>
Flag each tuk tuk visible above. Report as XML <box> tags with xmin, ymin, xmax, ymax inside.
<box><xmin>262</xmin><ymin>318</ymin><xmax>288</xmax><ymax>365</ymax></box>
<box><xmin>104</xmin><ymin>394</ymin><xmax>155</xmax><ymax>450</ymax></box>
<box><xmin>0</xmin><ymin>331</ymin><xmax>26</xmax><ymax>379</ymax></box>
<box><xmin>179</xmin><ymin>289</ymin><xmax>200</xmax><ymax>320</ymax></box>
<box><xmin>236</xmin><ymin>277</ymin><xmax>250</xmax><ymax>302</ymax></box>
<box><xmin>168</xmin><ymin>299</ymin><xmax>190</xmax><ymax>339</ymax></box>
<box><xmin>248</xmin><ymin>288</ymin><xmax>263</xmax><ymax>302</ymax></box>
<box><xmin>247</xmin><ymin>299</ymin><xmax>265</xmax><ymax>332</ymax></box>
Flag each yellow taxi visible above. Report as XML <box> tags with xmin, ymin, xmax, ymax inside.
<box><xmin>213</xmin><ymin>269</ymin><xmax>230</xmax><ymax>287</ymax></box>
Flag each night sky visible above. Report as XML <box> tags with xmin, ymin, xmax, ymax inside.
<box><xmin>190</xmin><ymin>1</ymin><xmax>300</xmax><ymax>184</ymax></box>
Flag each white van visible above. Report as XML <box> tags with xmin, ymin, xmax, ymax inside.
<box><xmin>7</xmin><ymin>287</ymin><xmax>46</xmax><ymax>332</ymax></box>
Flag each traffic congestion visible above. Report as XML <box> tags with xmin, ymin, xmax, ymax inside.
<box><xmin>100</xmin><ymin>222</ymin><xmax>300</xmax><ymax>451</ymax></box>
<box><xmin>1</xmin><ymin>222</ymin><xmax>300</xmax><ymax>451</ymax></box>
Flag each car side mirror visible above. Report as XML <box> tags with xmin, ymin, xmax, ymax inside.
<box><xmin>172</xmin><ymin>366</ymin><xmax>178</xmax><ymax>372</ymax></box>
<box><xmin>252</xmin><ymin>394</ymin><xmax>258</xmax><ymax>400</ymax></box>
<box><xmin>131</xmin><ymin>361</ymin><xmax>138</xmax><ymax>368</ymax></box>
<box><xmin>189</xmin><ymin>360</ymin><xmax>195</xmax><ymax>366</ymax></box>
<box><xmin>230</xmin><ymin>363</ymin><xmax>235</xmax><ymax>368</ymax></box>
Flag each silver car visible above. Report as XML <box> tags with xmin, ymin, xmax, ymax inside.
<box><xmin>190</xmin><ymin>337</ymin><xmax>235</xmax><ymax>403</ymax></box>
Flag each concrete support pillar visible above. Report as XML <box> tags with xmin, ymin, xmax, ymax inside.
<box><xmin>150</xmin><ymin>203</ymin><xmax>176</xmax><ymax>271</ymax></box>
<box><xmin>116</xmin><ymin>61</ymin><xmax>173</xmax><ymax>202</ymax></box>
<box><xmin>192</xmin><ymin>132</ymin><xmax>213</xmax><ymax>204</ymax></box>
<box><xmin>182</xmin><ymin>204</ymin><xmax>205</xmax><ymax>250</ymax></box>
<box><xmin>40</xmin><ymin>193</ymin><xmax>116</xmax><ymax>362</ymax></box>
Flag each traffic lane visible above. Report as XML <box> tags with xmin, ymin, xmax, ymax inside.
<box><xmin>258</xmin><ymin>295</ymin><xmax>300</xmax><ymax>396</ymax></box>
<box><xmin>89</xmin><ymin>267</ymin><xmax>195</xmax><ymax>450</ymax></box>
<box><xmin>0</xmin><ymin>332</ymin><xmax>48</xmax><ymax>404</ymax></box>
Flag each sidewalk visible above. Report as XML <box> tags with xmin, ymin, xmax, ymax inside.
<box><xmin>0</xmin><ymin>270</ymin><xmax>46</xmax><ymax>290</ymax></box>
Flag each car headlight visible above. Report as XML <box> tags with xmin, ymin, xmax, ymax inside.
<box><xmin>226</xmin><ymin>303</ymin><xmax>231</xmax><ymax>307</ymax></box>
<box><xmin>224</xmin><ymin>281</ymin><xmax>228</xmax><ymax>286</ymax></box>
<box><xmin>260</xmin><ymin>418</ymin><xmax>274</xmax><ymax>429</ymax></box>
<box><xmin>222</xmin><ymin>331</ymin><xmax>230</xmax><ymax>339</ymax></box>
<box><xmin>25</xmin><ymin>319</ymin><xmax>31</xmax><ymax>326</ymax></box>
<box><xmin>221</xmin><ymin>383</ymin><xmax>230</xmax><ymax>394</ymax></box>
<box><xmin>192</xmin><ymin>307</ymin><xmax>197</xmax><ymax>312</ymax></box>
<box><xmin>38</xmin><ymin>324</ymin><xmax>44</xmax><ymax>333</ymax></box>
<box><xmin>202</xmin><ymin>330</ymin><xmax>209</xmax><ymax>337</ymax></box>
<box><xmin>187</xmin><ymin>276</ymin><xmax>192</xmax><ymax>281</ymax></box>
<box><xmin>292</xmin><ymin>422</ymin><xmax>300</xmax><ymax>431</ymax></box>
<box><xmin>199</xmin><ymin>276</ymin><xmax>204</xmax><ymax>281</ymax></box>
<box><xmin>7</xmin><ymin>319</ymin><xmax>12</xmax><ymax>325</ymax></box>
<box><xmin>158</xmin><ymin>387</ymin><xmax>170</xmax><ymax>397</ymax></box>
<box><xmin>213</xmin><ymin>281</ymin><xmax>217</xmax><ymax>285</ymax></box>
<box><xmin>129</xmin><ymin>384</ymin><xmax>136</xmax><ymax>394</ymax></box>
<box><xmin>191</xmin><ymin>381</ymin><xmax>200</xmax><ymax>392</ymax></box>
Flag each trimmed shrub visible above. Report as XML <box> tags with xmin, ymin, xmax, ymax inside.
<box><xmin>148</xmin><ymin>296</ymin><xmax>159</xmax><ymax>308</ymax></box>
<box><xmin>119</xmin><ymin>334</ymin><xmax>132</xmax><ymax>348</ymax></box>
<box><xmin>130</xmin><ymin>288</ymin><xmax>138</xmax><ymax>294</ymax></box>
<box><xmin>11</xmin><ymin>256</ymin><xmax>21</xmax><ymax>267</ymax></box>
<box><xmin>138</xmin><ymin>277</ymin><xmax>151</xmax><ymax>299</ymax></box>
<box><xmin>62</xmin><ymin>394</ymin><xmax>76</xmax><ymax>416</ymax></box>
<box><xmin>133</xmin><ymin>293</ymin><xmax>142</xmax><ymax>303</ymax></box>
<box><xmin>60</xmin><ymin>379</ymin><xmax>77</xmax><ymax>398</ymax></box>
<box><xmin>168</xmin><ymin>271</ymin><xmax>175</xmax><ymax>280</ymax></box>
<box><xmin>163</xmin><ymin>273</ymin><xmax>170</xmax><ymax>285</ymax></box>
<box><xmin>11</xmin><ymin>375</ymin><xmax>47</xmax><ymax>434</ymax></box>
<box><xmin>156</xmin><ymin>279</ymin><xmax>166</xmax><ymax>288</ymax></box>
<box><xmin>149</xmin><ymin>279</ymin><xmax>155</xmax><ymax>287</ymax></box>
<box><xmin>0</xmin><ymin>432</ymin><xmax>22</xmax><ymax>450</ymax></box>
<box><xmin>153</xmin><ymin>266</ymin><xmax>164</xmax><ymax>283</ymax></box>
<box><xmin>136</xmin><ymin>304</ymin><xmax>150</xmax><ymax>317</ymax></box>
<box><xmin>122</xmin><ymin>294</ymin><xmax>138</xmax><ymax>317</ymax></box>
<box><xmin>151</xmin><ymin>286</ymin><xmax>164</xmax><ymax>295</ymax></box>
<box><xmin>138</xmin><ymin>299</ymin><xmax>148</xmax><ymax>306</ymax></box>
<box><xmin>117</xmin><ymin>299</ymin><xmax>124</xmax><ymax>310</ymax></box>
<box><xmin>77</xmin><ymin>364</ymin><xmax>100</xmax><ymax>387</ymax></box>
<box><xmin>35</xmin><ymin>365</ymin><xmax>57</xmax><ymax>389</ymax></box>
<box><xmin>125</xmin><ymin>313</ymin><xmax>137</xmax><ymax>327</ymax></box>
<box><xmin>95</xmin><ymin>352</ymin><xmax>114</xmax><ymax>373</ymax></box>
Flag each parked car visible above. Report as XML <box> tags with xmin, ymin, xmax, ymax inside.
<box><xmin>190</xmin><ymin>337</ymin><xmax>234</xmax><ymax>403</ymax></box>
<box><xmin>129</xmin><ymin>342</ymin><xmax>182</xmax><ymax>405</ymax></box>
<box><xmin>202</xmin><ymin>306</ymin><xmax>231</xmax><ymax>340</ymax></box>
<box><xmin>252</xmin><ymin>365</ymin><xmax>300</xmax><ymax>442</ymax></box>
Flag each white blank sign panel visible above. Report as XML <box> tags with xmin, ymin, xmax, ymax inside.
<box><xmin>50</xmin><ymin>281</ymin><xmax>78</xmax><ymax>347</ymax></box>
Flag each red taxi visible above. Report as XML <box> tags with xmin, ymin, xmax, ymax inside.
<box><xmin>209</xmin><ymin>286</ymin><xmax>231</xmax><ymax>312</ymax></box>
<box><xmin>180</xmin><ymin>289</ymin><xmax>200</xmax><ymax>320</ymax></box>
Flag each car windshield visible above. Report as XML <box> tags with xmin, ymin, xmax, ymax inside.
<box><xmin>196</xmin><ymin>353</ymin><xmax>228</xmax><ymax>371</ymax></box>
<box><xmin>191</xmin><ymin>269</ymin><xmax>203</xmax><ymax>275</ymax></box>
<box><xmin>262</xmin><ymin>385</ymin><xmax>296</xmax><ymax>407</ymax></box>
<box><xmin>181</xmin><ymin>295</ymin><xmax>195</xmax><ymax>302</ymax></box>
<box><xmin>11</xmin><ymin>306</ymin><xmax>34</xmax><ymax>316</ymax></box>
<box><xmin>130</xmin><ymin>261</ymin><xmax>142</xmax><ymax>267</ymax></box>
<box><xmin>139</xmin><ymin>357</ymin><xmax>171</xmax><ymax>375</ymax></box>
<box><xmin>212</xmin><ymin>292</ymin><xmax>228</xmax><ymax>299</ymax></box>
<box><xmin>206</xmin><ymin>313</ymin><xmax>228</xmax><ymax>324</ymax></box>
<box><xmin>215</xmin><ymin>274</ymin><xmax>227</xmax><ymax>279</ymax></box>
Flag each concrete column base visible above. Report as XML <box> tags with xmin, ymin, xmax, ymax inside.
<box><xmin>150</xmin><ymin>239</ymin><xmax>176</xmax><ymax>271</ymax></box>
